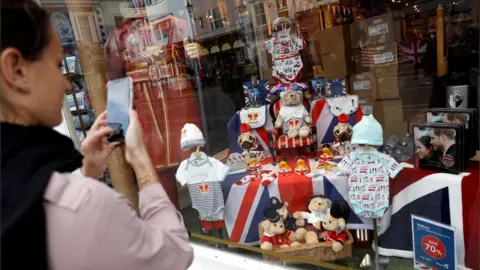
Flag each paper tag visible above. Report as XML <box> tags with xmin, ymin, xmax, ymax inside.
<box><xmin>368</xmin><ymin>23</ymin><xmax>388</xmax><ymax>36</ymax></box>
<box><xmin>373</xmin><ymin>52</ymin><xmax>394</xmax><ymax>64</ymax></box>
<box><xmin>361</xmin><ymin>105</ymin><xmax>373</xmax><ymax>115</ymax></box>
<box><xmin>353</xmin><ymin>80</ymin><xmax>371</xmax><ymax>90</ymax></box>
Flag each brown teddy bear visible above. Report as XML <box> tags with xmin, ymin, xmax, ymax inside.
<box><xmin>260</xmin><ymin>208</ymin><xmax>301</xmax><ymax>250</ymax></box>
<box><xmin>320</xmin><ymin>199</ymin><xmax>350</xmax><ymax>252</ymax></box>
<box><xmin>274</xmin><ymin>90</ymin><xmax>312</xmax><ymax>138</ymax></box>
<box><xmin>293</xmin><ymin>195</ymin><xmax>331</xmax><ymax>244</ymax></box>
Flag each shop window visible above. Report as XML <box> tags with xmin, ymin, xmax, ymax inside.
<box><xmin>277</xmin><ymin>0</ymin><xmax>288</xmax><ymax>10</ymax></box>
<box><xmin>254</xmin><ymin>2</ymin><xmax>267</xmax><ymax>26</ymax></box>
<box><xmin>208</xmin><ymin>7</ymin><xmax>225</xmax><ymax>30</ymax></box>
<box><xmin>36</xmin><ymin>0</ymin><xmax>480</xmax><ymax>269</ymax></box>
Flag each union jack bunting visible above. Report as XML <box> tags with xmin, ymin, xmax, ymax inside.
<box><xmin>270</xmin><ymin>82</ymin><xmax>309</xmax><ymax>95</ymax></box>
<box><xmin>398</xmin><ymin>41</ymin><xmax>427</xmax><ymax>65</ymax></box>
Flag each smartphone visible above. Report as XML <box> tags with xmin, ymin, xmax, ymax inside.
<box><xmin>106</xmin><ymin>77</ymin><xmax>133</xmax><ymax>142</ymax></box>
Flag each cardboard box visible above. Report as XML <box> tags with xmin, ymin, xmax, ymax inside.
<box><xmin>313</xmin><ymin>65</ymin><xmax>325</xmax><ymax>78</ymax></box>
<box><xmin>374</xmin><ymin>98</ymin><xmax>404</xmax><ymax>125</ymax></box>
<box><xmin>350</xmin><ymin>20</ymin><xmax>366</xmax><ymax>49</ymax></box>
<box><xmin>363</xmin><ymin>13</ymin><xmax>401</xmax><ymax>47</ymax></box>
<box><xmin>350</xmin><ymin>72</ymin><xmax>377</xmax><ymax>99</ymax></box>
<box><xmin>359</xmin><ymin>98</ymin><xmax>375</xmax><ymax>115</ymax></box>
<box><xmin>300</xmin><ymin>10</ymin><xmax>323</xmax><ymax>55</ymax></box>
<box><xmin>261</xmin><ymin>67</ymin><xmax>276</xmax><ymax>84</ymax></box>
<box><xmin>376</xmin><ymin>75</ymin><xmax>400</xmax><ymax>99</ymax></box>
<box><xmin>322</xmin><ymin>50</ymin><xmax>355</xmax><ymax>78</ymax></box>
<box><xmin>353</xmin><ymin>48</ymin><xmax>370</xmax><ymax>73</ymax></box>
<box><xmin>367</xmin><ymin>42</ymin><xmax>398</xmax><ymax>71</ymax></box>
<box><xmin>318</xmin><ymin>25</ymin><xmax>351</xmax><ymax>54</ymax></box>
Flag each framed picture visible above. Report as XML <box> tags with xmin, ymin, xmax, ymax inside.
<box><xmin>426</xmin><ymin>108</ymin><xmax>478</xmax><ymax>159</ymax></box>
<box><xmin>311</xmin><ymin>78</ymin><xmax>325</xmax><ymax>99</ymax></box>
<box><xmin>412</xmin><ymin>123</ymin><xmax>465</xmax><ymax>174</ymax></box>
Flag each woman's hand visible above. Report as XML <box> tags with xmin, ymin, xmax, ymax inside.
<box><xmin>124</xmin><ymin>109</ymin><xmax>159</xmax><ymax>189</ymax></box>
<box><xmin>81</xmin><ymin>111</ymin><xmax>118</xmax><ymax>179</ymax></box>
<box><xmin>125</xmin><ymin>109</ymin><xmax>147</xmax><ymax>164</ymax></box>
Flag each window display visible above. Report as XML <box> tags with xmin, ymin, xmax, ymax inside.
<box><xmin>41</xmin><ymin>0</ymin><xmax>480</xmax><ymax>269</ymax></box>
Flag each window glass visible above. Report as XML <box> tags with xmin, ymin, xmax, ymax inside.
<box><xmin>41</xmin><ymin>0</ymin><xmax>480</xmax><ymax>269</ymax></box>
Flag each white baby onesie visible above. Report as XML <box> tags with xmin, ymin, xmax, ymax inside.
<box><xmin>265</xmin><ymin>36</ymin><xmax>304</xmax><ymax>83</ymax></box>
<box><xmin>176</xmin><ymin>153</ymin><xmax>229</xmax><ymax>221</ymax></box>
<box><xmin>338</xmin><ymin>147</ymin><xmax>402</xmax><ymax>218</ymax></box>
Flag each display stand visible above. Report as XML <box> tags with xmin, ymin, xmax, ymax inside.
<box><xmin>359</xmin><ymin>219</ymin><xmax>380</xmax><ymax>269</ymax></box>
<box><xmin>373</xmin><ymin>218</ymin><xmax>380</xmax><ymax>270</ymax></box>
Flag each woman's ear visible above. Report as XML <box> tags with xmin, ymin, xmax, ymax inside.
<box><xmin>338</xmin><ymin>218</ymin><xmax>346</xmax><ymax>230</ymax></box>
<box><xmin>327</xmin><ymin>199</ymin><xmax>332</xmax><ymax>208</ymax></box>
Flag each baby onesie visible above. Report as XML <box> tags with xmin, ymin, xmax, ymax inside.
<box><xmin>338</xmin><ymin>148</ymin><xmax>402</xmax><ymax>218</ymax></box>
<box><xmin>265</xmin><ymin>36</ymin><xmax>304</xmax><ymax>83</ymax></box>
<box><xmin>176</xmin><ymin>153</ymin><xmax>229</xmax><ymax>221</ymax></box>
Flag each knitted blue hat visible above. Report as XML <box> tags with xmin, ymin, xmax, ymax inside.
<box><xmin>351</xmin><ymin>115</ymin><xmax>383</xmax><ymax>146</ymax></box>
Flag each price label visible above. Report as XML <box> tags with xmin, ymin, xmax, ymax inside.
<box><xmin>353</xmin><ymin>80</ymin><xmax>371</xmax><ymax>90</ymax></box>
<box><xmin>422</xmin><ymin>235</ymin><xmax>446</xmax><ymax>259</ymax></box>
<box><xmin>412</xmin><ymin>215</ymin><xmax>456</xmax><ymax>270</ymax></box>
<box><xmin>373</xmin><ymin>52</ymin><xmax>394</xmax><ymax>64</ymax></box>
<box><xmin>368</xmin><ymin>23</ymin><xmax>389</xmax><ymax>36</ymax></box>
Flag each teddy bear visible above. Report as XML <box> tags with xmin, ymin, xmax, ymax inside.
<box><xmin>237</xmin><ymin>123</ymin><xmax>257</xmax><ymax>151</ymax></box>
<box><xmin>260</xmin><ymin>208</ymin><xmax>301</xmax><ymax>250</ymax></box>
<box><xmin>332</xmin><ymin>114</ymin><xmax>353</xmax><ymax>156</ymax></box>
<box><xmin>267</xmin><ymin>197</ymin><xmax>303</xmax><ymax>232</ymax></box>
<box><xmin>274</xmin><ymin>90</ymin><xmax>312</xmax><ymax>139</ymax></box>
<box><xmin>293</xmin><ymin>195</ymin><xmax>331</xmax><ymax>244</ymax></box>
<box><xmin>320</xmin><ymin>199</ymin><xmax>350</xmax><ymax>252</ymax></box>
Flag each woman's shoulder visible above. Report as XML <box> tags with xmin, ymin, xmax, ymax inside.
<box><xmin>44</xmin><ymin>172</ymin><xmax>129</xmax><ymax>212</ymax></box>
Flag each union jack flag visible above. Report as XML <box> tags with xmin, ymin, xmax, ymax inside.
<box><xmin>398</xmin><ymin>41</ymin><xmax>427</xmax><ymax>65</ymax></box>
<box><xmin>221</xmin><ymin>160</ymin><xmax>479</xmax><ymax>270</ymax></box>
<box><xmin>326</xmin><ymin>78</ymin><xmax>347</xmax><ymax>97</ymax></box>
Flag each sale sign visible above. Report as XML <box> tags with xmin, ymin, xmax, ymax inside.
<box><xmin>411</xmin><ymin>215</ymin><xmax>456</xmax><ymax>270</ymax></box>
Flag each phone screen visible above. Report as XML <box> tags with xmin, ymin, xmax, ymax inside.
<box><xmin>106</xmin><ymin>77</ymin><xmax>133</xmax><ymax>142</ymax></box>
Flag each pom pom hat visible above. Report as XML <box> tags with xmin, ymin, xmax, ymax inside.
<box><xmin>351</xmin><ymin>115</ymin><xmax>383</xmax><ymax>146</ymax></box>
<box><xmin>180</xmin><ymin>123</ymin><xmax>205</xmax><ymax>151</ymax></box>
<box><xmin>240</xmin><ymin>123</ymin><xmax>251</xmax><ymax>134</ymax></box>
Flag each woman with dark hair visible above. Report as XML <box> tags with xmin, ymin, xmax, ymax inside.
<box><xmin>0</xmin><ymin>1</ymin><xmax>193</xmax><ymax>270</ymax></box>
<box><xmin>415</xmin><ymin>135</ymin><xmax>441</xmax><ymax>165</ymax></box>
